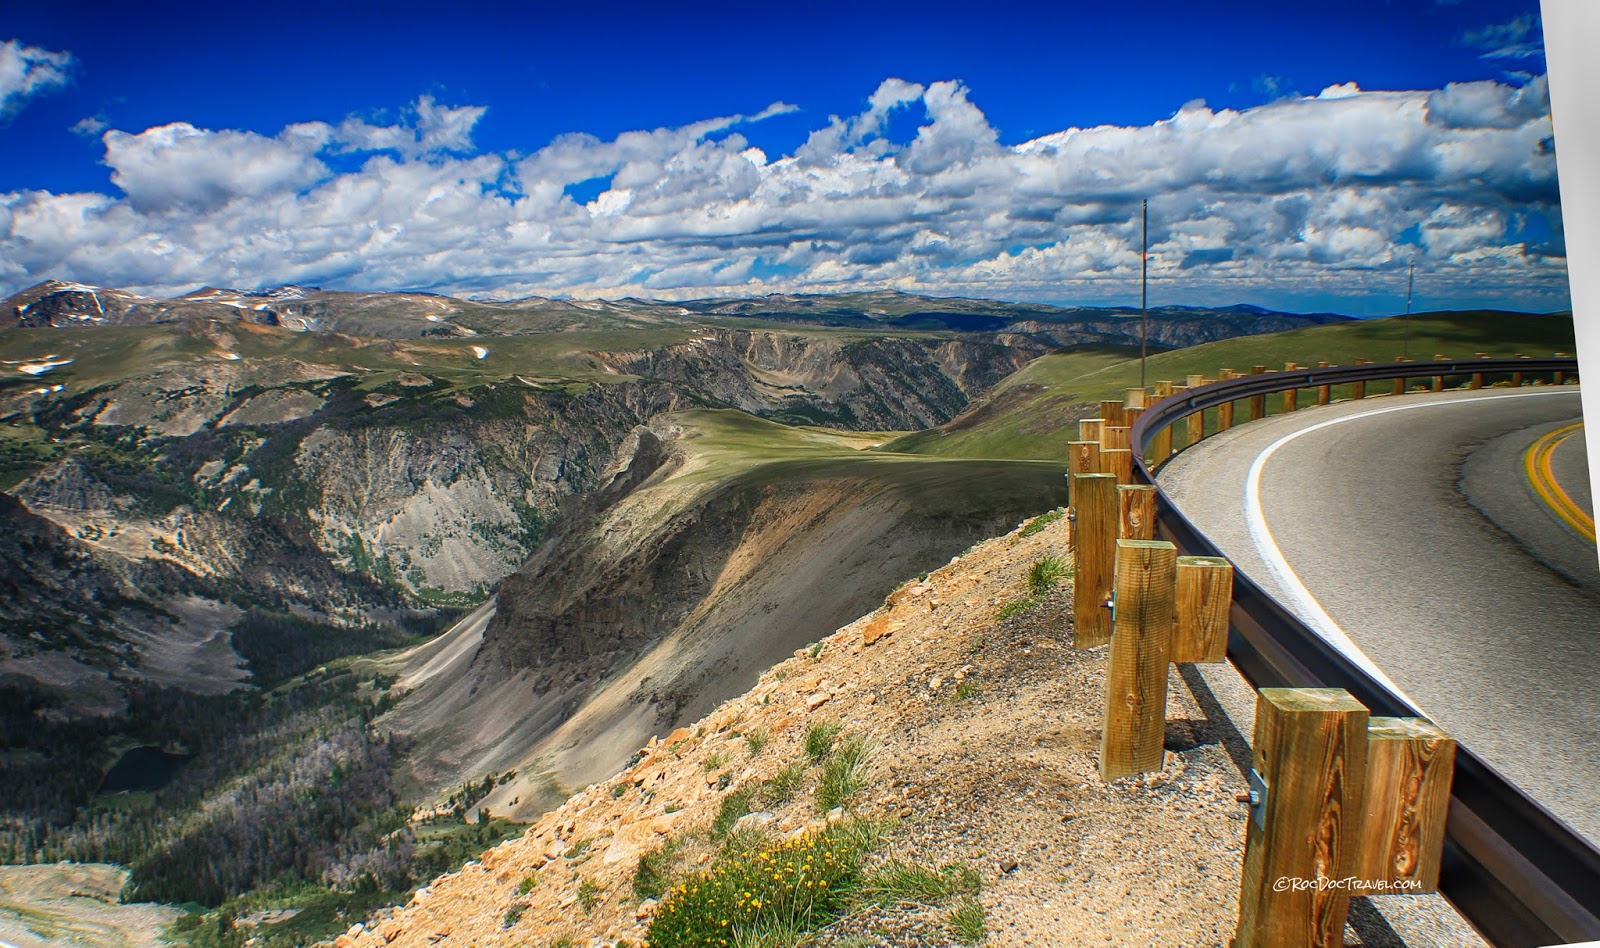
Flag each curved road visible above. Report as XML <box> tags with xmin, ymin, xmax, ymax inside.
<box><xmin>1158</xmin><ymin>387</ymin><xmax>1600</xmax><ymax>845</ymax></box>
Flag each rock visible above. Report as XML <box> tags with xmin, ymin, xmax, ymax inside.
<box><xmin>861</xmin><ymin>614</ymin><xmax>896</xmax><ymax>646</ymax></box>
<box><xmin>347</xmin><ymin>923</ymin><xmax>365</xmax><ymax>937</ymax></box>
<box><xmin>1001</xmin><ymin>859</ymin><xmax>1020</xmax><ymax>873</ymax></box>
<box><xmin>806</xmin><ymin>692</ymin><xmax>831</xmax><ymax>712</ymax></box>
<box><xmin>636</xmin><ymin>898</ymin><xmax>658</xmax><ymax>919</ymax></box>
<box><xmin>379</xmin><ymin>920</ymin><xmax>403</xmax><ymax>942</ymax></box>
<box><xmin>665</xmin><ymin>727</ymin><xmax>693</xmax><ymax>745</ymax></box>
<box><xmin>825</xmin><ymin>807</ymin><xmax>846</xmax><ymax>824</ymax></box>
<box><xmin>732</xmin><ymin>811</ymin><xmax>777</xmax><ymax>832</ymax></box>
<box><xmin>333</xmin><ymin>937</ymin><xmax>354</xmax><ymax>948</ymax></box>
<box><xmin>929</xmin><ymin>676</ymin><xmax>943</xmax><ymax>691</ymax></box>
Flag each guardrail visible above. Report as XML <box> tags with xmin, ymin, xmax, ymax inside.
<box><xmin>1127</xmin><ymin>358</ymin><xmax>1597</xmax><ymax>948</ymax></box>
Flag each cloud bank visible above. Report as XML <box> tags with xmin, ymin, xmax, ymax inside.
<box><xmin>0</xmin><ymin>75</ymin><xmax>1568</xmax><ymax>310</ymax></box>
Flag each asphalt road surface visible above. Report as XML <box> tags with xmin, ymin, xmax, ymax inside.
<box><xmin>1158</xmin><ymin>387</ymin><xmax>1600</xmax><ymax>845</ymax></box>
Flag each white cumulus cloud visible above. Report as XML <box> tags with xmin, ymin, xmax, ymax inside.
<box><xmin>0</xmin><ymin>39</ymin><xmax>73</xmax><ymax>118</ymax></box>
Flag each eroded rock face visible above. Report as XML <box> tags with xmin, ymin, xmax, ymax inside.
<box><xmin>594</xmin><ymin>330</ymin><xmax>1043</xmax><ymax>430</ymax></box>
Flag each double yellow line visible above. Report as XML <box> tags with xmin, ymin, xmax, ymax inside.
<box><xmin>1524</xmin><ymin>423</ymin><xmax>1596</xmax><ymax>544</ymax></box>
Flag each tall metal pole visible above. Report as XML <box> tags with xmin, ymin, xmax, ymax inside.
<box><xmin>1403</xmin><ymin>255</ymin><xmax>1415</xmax><ymax>359</ymax></box>
<box><xmin>1140</xmin><ymin>198</ymin><xmax>1148</xmax><ymax>389</ymax></box>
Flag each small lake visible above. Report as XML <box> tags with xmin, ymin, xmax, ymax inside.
<box><xmin>100</xmin><ymin>746</ymin><xmax>191</xmax><ymax>794</ymax></box>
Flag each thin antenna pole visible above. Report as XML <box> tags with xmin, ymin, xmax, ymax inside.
<box><xmin>1140</xmin><ymin>199</ymin><xmax>1148</xmax><ymax>389</ymax></box>
<box><xmin>1403</xmin><ymin>255</ymin><xmax>1415</xmax><ymax>359</ymax></box>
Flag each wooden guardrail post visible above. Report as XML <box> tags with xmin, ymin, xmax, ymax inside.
<box><xmin>1071</xmin><ymin>472</ymin><xmax>1117</xmax><ymax>648</ymax></box>
<box><xmin>1432</xmin><ymin>354</ymin><xmax>1447</xmax><ymax>392</ymax></box>
<box><xmin>1351</xmin><ymin>359</ymin><xmax>1369</xmax><ymax>400</ymax></box>
<box><xmin>1172</xmin><ymin>556</ymin><xmax>1233</xmax><ymax>662</ymax></box>
<box><xmin>1391</xmin><ymin>357</ymin><xmax>1410</xmax><ymax>396</ymax></box>
<box><xmin>1102</xmin><ymin>448</ymin><xmax>1134</xmax><ymax>485</ymax></box>
<box><xmin>1117</xmin><ymin>484</ymin><xmax>1158</xmax><ymax>540</ymax></box>
<box><xmin>1125</xmin><ymin>387</ymin><xmax>1148</xmax><ymax>411</ymax></box>
<box><xmin>1080</xmin><ymin>418</ymin><xmax>1103</xmax><ymax>444</ymax></box>
<box><xmin>1355</xmin><ymin>718</ymin><xmax>1456</xmax><ymax>894</ymax></box>
<box><xmin>1100</xmin><ymin>399</ymin><xmax>1127</xmax><ymax>429</ymax></box>
<box><xmin>1066</xmin><ymin>441</ymin><xmax>1099</xmax><ymax>554</ymax></box>
<box><xmin>1186</xmin><ymin>408</ymin><xmax>1205</xmax><ymax>449</ymax></box>
<box><xmin>1471</xmin><ymin>353</ymin><xmax>1488</xmax><ymax>390</ymax></box>
<box><xmin>1155</xmin><ymin>380</ymin><xmax>1173</xmax><ymax>399</ymax></box>
<box><xmin>1099</xmin><ymin>539</ymin><xmax>1177</xmax><ymax>780</ymax></box>
<box><xmin>1151</xmin><ymin>421</ymin><xmax>1173</xmax><ymax>465</ymax></box>
<box><xmin>1249</xmin><ymin>365</ymin><xmax>1267</xmax><ymax>420</ymax></box>
<box><xmin>1186</xmin><ymin>373</ymin><xmax>1205</xmax><ymax>388</ymax></box>
<box><xmin>1218</xmin><ymin>397</ymin><xmax>1235</xmax><ymax>432</ymax></box>
<box><xmin>1282</xmin><ymin>364</ymin><xmax>1299</xmax><ymax>413</ymax></box>
<box><xmin>1316</xmin><ymin>362</ymin><xmax>1332</xmax><ymax>405</ymax></box>
<box><xmin>1234</xmin><ymin>688</ymin><xmax>1369</xmax><ymax>948</ymax></box>
<box><xmin>1512</xmin><ymin>354</ymin><xmax>1526</xmax><ymax>387</ymax></box>
<box><xmin>1555</xmin><ymin>353</ymin><xmax>1568</xmax><ymax>385</ymax></box>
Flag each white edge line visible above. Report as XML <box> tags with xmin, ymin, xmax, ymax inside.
<box><xmin>1243</xmin><ymin>389</ymin><xmax>1580</xmax><ymax>715</ymax></box>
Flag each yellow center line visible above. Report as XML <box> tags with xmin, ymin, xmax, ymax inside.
<box><xmin>1524</xmin><ymin>423</ymin><xmax>1596</xmax><ymax>544</ymax></box>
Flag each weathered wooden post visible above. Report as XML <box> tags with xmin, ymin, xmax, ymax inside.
<box><xmin>1513</xmin><ymin>354</ymin><xmax>1526</xmax><ymax>387</ymax></box>
<box><xmin>1234</xmin><ymin>688</ymin><xmax>1369</xmax><ymax>948</ymax></box>
<box><xmin>1316</xmin><ymin>362</ymin><xmax>1332</xmax><ymax>405</ymax></box>
<box><xmin>1125</xmin><ymin>387</ymin><xmax>1148</xmax><ymax>411</ymax></box>
<box><xmin>1555</xmin><ymin>353</ymin><xmax>1568</xmax><ymax>385</ymax></box>
<box><xmin>1101</xmin><ymin>425</ymin><xmax>1131</xmax><ymax>451</ymax></box>
<box><xmin>1355</xmin><ymin>718</ymin><xmax>1456</xmax><ymax>894</ymax></box>
<box><xmin>1172</xmin><ymin>556</ymin><xmax>1233</xmax><ymax>663</ymax></box>
<box><xmin>1249</xmin><ymin>365</ymin><xmax>1267</xmax><ymax>420</ymax></box>
<box><xmin>1100</xmin><ymin>399</ymin><xmax>1127</xmax><ymax>429</ymax></box>
<box><xmin>1080</xmin><ymin>418</ymin><xmax>1103</xmax><ymax>444</ymax></box>
<box><xmin>1102</xmin><ymin>447</ymin><xmax>1134</xmax><ymax>485</ymax></box>
<box><xmin>1099</xmin><ymin>539</ymin><xmax>1177</xmax><ymax>780</ymax></box>
<box><xmin>1282</xmin><ymin>364</ymin><xmax>1299</xmax><ymax>414</ymax></box>
<box><xmin>1071</xmin><ymin>472</ymin><xmax>1117</xmax><ymax>648</ymax></box>
<box><xmin>1117</xmin><ymin>484</ymin><xmax>1158</xmax><ymax>540</ymax></box>
<box><xmin>1186</xmin><ymin>373</ymin><xmax>1205</xmax><ymax>388</ymax></box>
<box><xmin>1155</xmin><ymin>380</ymin><xmax>1174</xmax><ymax>399</ymax></box>
<box><xmin>1218</xmin><ymin>398</ymin><xmax>1235</xmax><ymax>432</ymax></box>
<box><xmin>1186</xmin><ymin>408</ymin><xmax>1205</xmax><ymax>448</ymax></box>
<box><xmin>1432</xmin><ymin>354</ymin><xmax>1447</xmax><ymax>392</ymax></box>
<box><xmin>1351</xmin><ymin>359</ymin><xmax>1369</xmax><ymax>400</ymax></box>
<box><xmin>1471</xmin><ymin>352</ymin><xmax>1488</xmax><ymax>390</ymax></box>
<box><xmin>1066</xmin><ymin>441</ymin><xmax>1100</xmax><ymax>553</ymax></box>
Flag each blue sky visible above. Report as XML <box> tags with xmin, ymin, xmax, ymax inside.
<box><xmin>0</xmin><ymin>0</ymin><xmax>1566</xmax><ymax>314</ymax></box>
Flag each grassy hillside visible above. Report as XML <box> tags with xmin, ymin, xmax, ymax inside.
<box><xmin>886</xmin><ymin>310</ymin><xmax>1578</xmax><ymax>460</ymax></box>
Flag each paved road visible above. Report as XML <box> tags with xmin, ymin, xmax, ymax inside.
<box><xmin>1158</xmin><ymin>387</ymin><xmax>1600</xmax><ymax>845</ymax></box>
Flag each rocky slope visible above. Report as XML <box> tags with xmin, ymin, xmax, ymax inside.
<box><xmin>346</xmin><ymin>512</ymin><xmax>1253</xmax><ymax>947</ymax></box>
<box><xmin>375</xmin><ymin>411</ymin><xmax>1070</xmax><ymax>817</ymax></box>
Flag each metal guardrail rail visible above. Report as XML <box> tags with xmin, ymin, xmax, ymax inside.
<box><xmin>1127</xmin><ymin>359</ymin><xmax>1599</xmax><ymax>948</ymax></box>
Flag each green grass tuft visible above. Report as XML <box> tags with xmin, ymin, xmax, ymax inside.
<box><xmin>815</xmin><ymin>735</ymin><xmax>873</xmax><ymax>814</ymax></box>
<box><xmin>1020</xmin><ymin>508</ymin><xmax>1064</xmax><ymax>537</ymax></box>
<box><xmin>744</xmin><ymin>728</ymin><xmax>770</xmax><ymax>756</ymax></box>
<box><xmin>633</xmin><ymin>840</ymin><xmax>682</xmax><ymax>901</ymax></box>
<box><xmin>994</xmin><ymin>597</ymin><xmax>1036</xmax><ymax>620</ymax></box>
<box><xmin>1028</xmin><ymin>555</ymin><xmax>1069</xmax><ymax>594</ymax></box>
<box><xmin>577</xmin><ymin>878</ymin><xmax>603</xmax><ymax>912</ymax></box>
<box><xmin>804</xmin><ymin>722</ymin><xmax>843</xmax><ymax>762</ymax></box>
<box><xmin>712</xmin><ymin>787</ymin><xmax>755</xmax><ymax>838</ymax></box>
<box><xmin>861</xmin><ymin>860</ymin><xmax>981</xmax><ymax>907</ymax></box>
<box><xmin>948</xmin><ymin>897</ymin><xmax>988</xmax><ymax>944</ymax></box>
